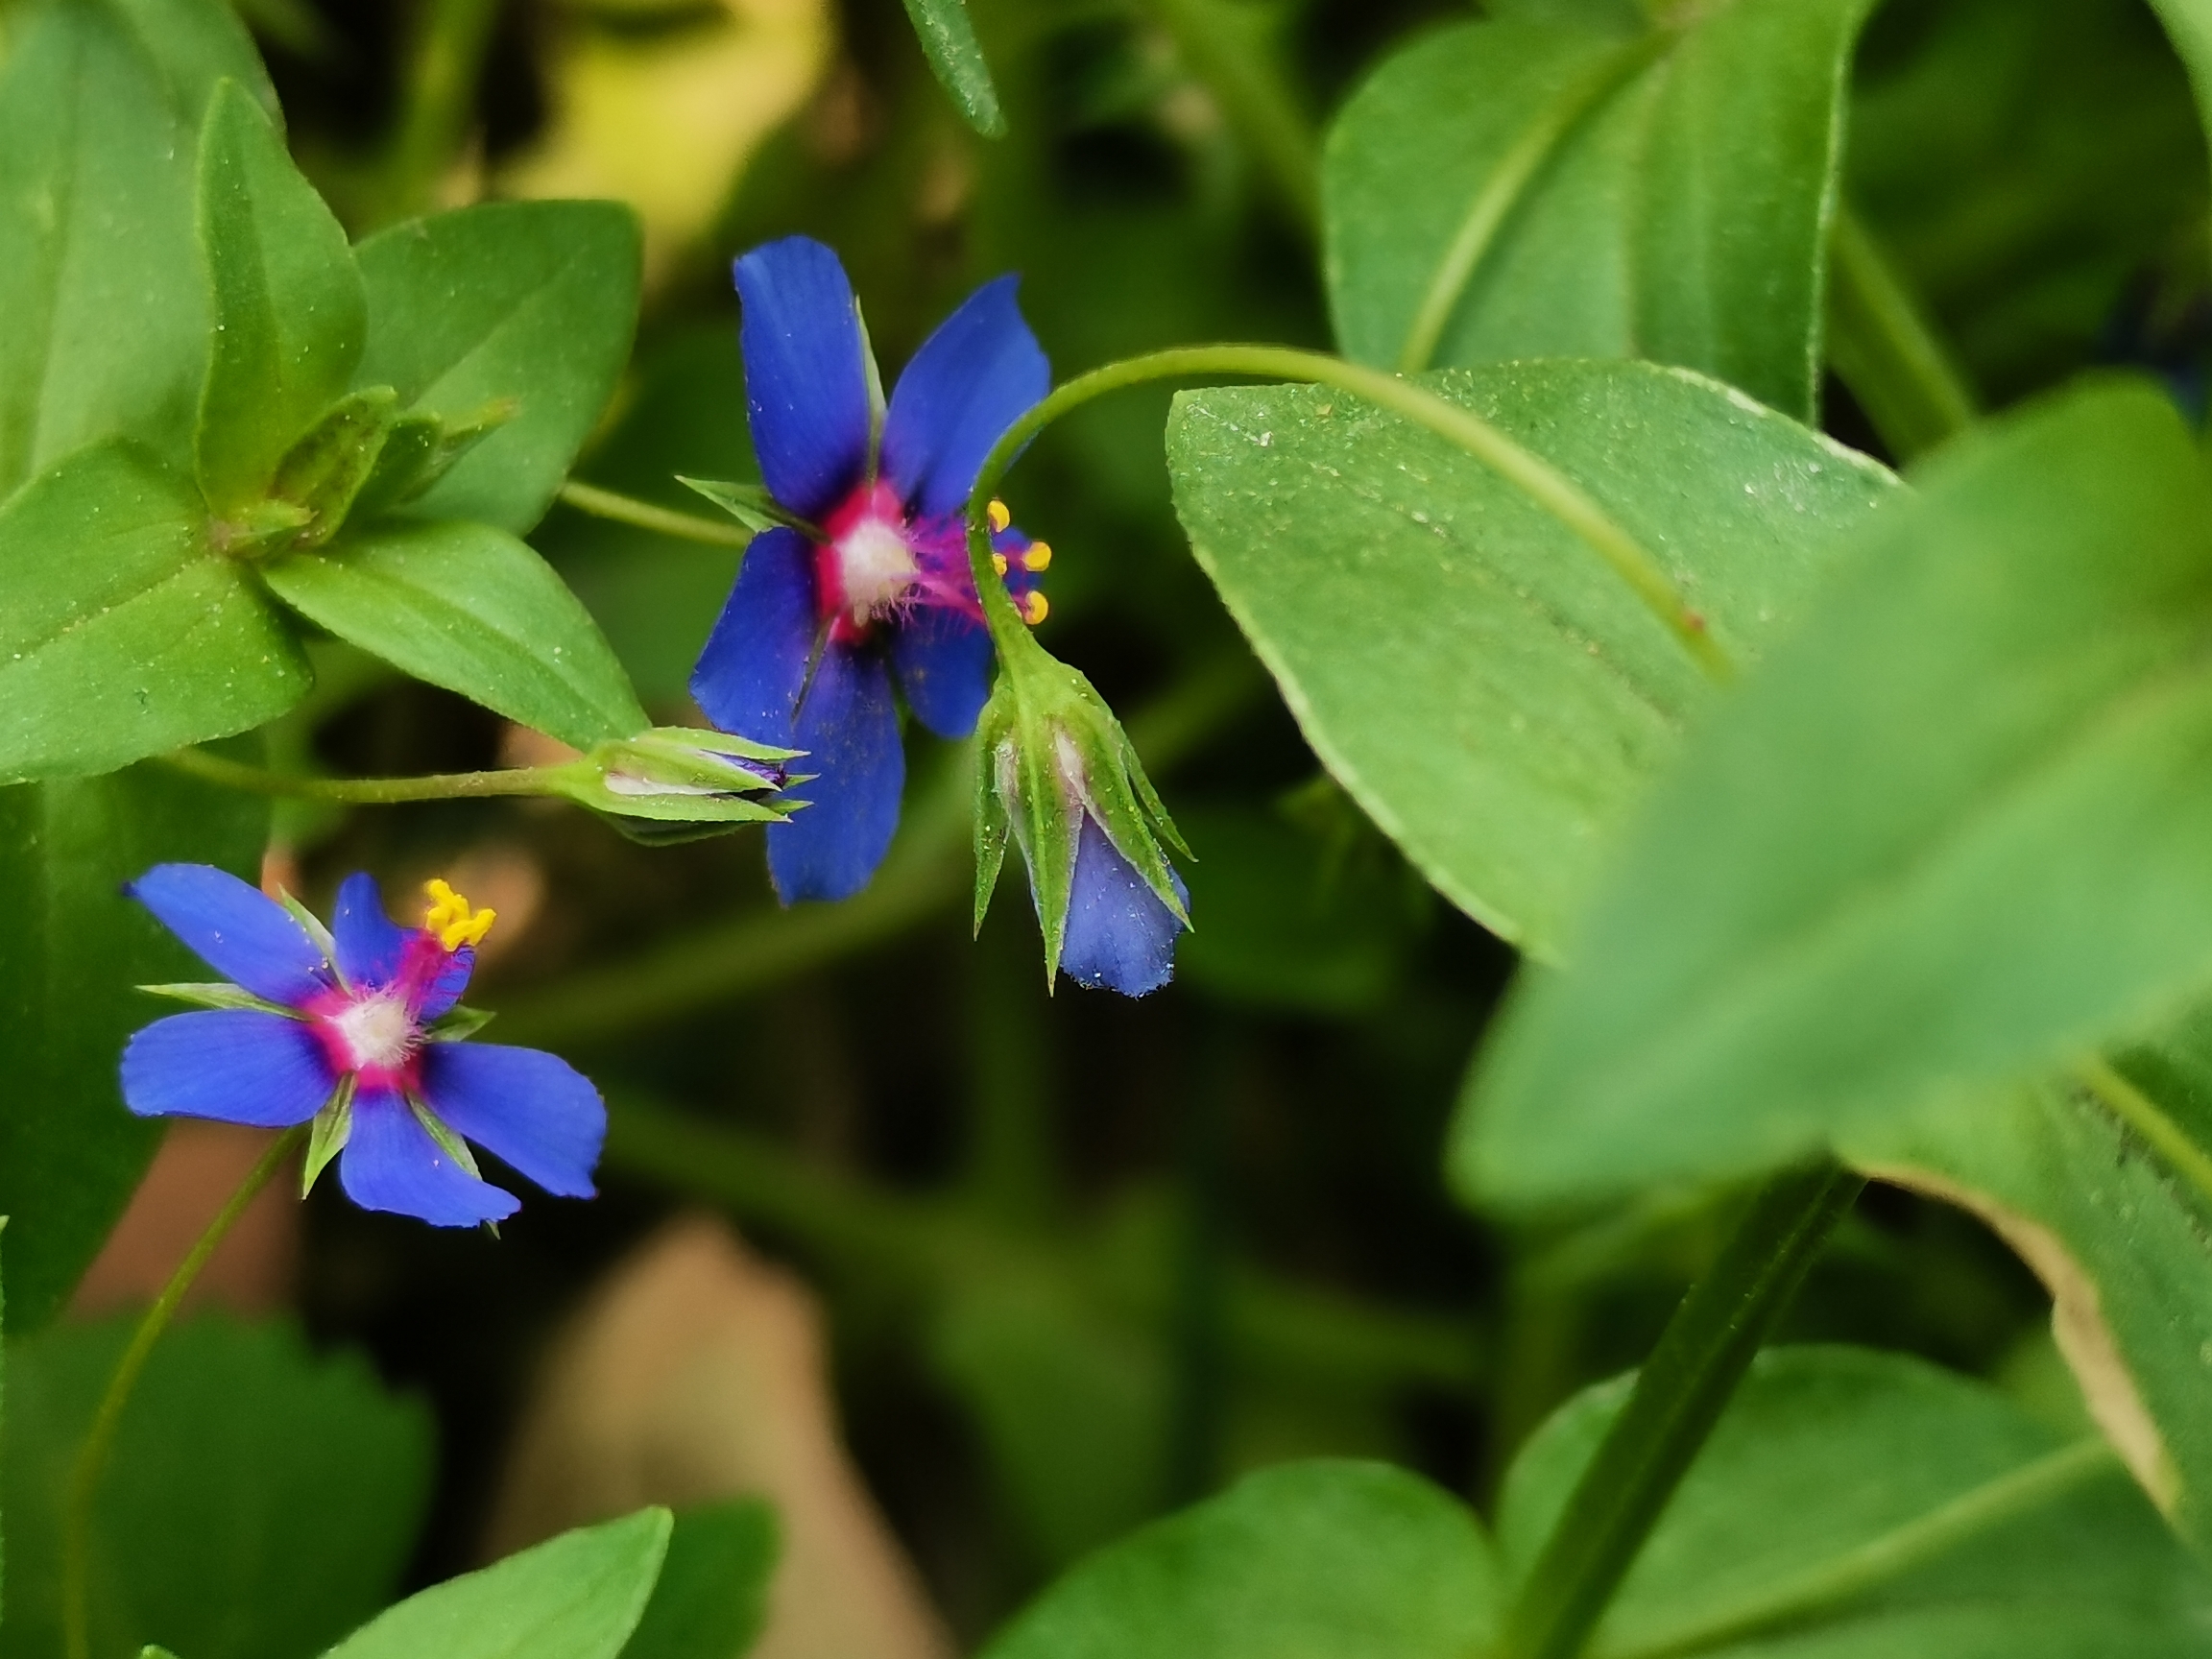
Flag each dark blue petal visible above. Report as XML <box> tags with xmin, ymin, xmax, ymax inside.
<box><xmin>338</xmin><ymin>1086</ymin><xmax>519</xmax><ymax>1227</ymax></box>
<box><xmin>766</xmin><ymin>640</ymin><xmax>903</xmax><ymax>902</ymax></box>
<box><xmin>1058</xmin><ymin>816</ymin><xmax>1188</xmax><ymax>997</ymax></box>
<box><xmin>889</xmin><ymin>607</ymin><xmax>995</xmax><ymax>738</ymax></box>
<box><xmin>332</xmin><ymin>872</ymin><xmax>407</xmax><ymax>989</ymax></box>
<box><xmin>415</xmin><ymin>946</ymin><xmax>473</xmax><ymax>1022</ymax></box>
<box><xmin>420</xmin><ymin>1043</ymin><xmax>605</xmax><ymax>1198</ymax></box>
<box><xmin>120</xmin><ymin>1009</ymin><xmax>334</xmax><ymax>1127</ymax></box>
<box><xmin>881</xmin><ymin>276</ymin><xmax>1049</xmax><ymax>519</ymax></box>
<box><xmin>691</xmin><ymin>527</ymin><xmax>820</xmax><ymax>755</ymax></box>
<box><xmin>128</xmin><ymin>864</ymin><xmax>329</xmax><ymax>1006</ymax></box>
<box><xmin>735</xmin><ymin>236</ymin><xmax>874</xmax><ymax>519</ymax></box>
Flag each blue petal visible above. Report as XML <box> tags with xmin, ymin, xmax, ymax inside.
<box><xmin>735</xmin><ymin>236</ymin><xmax>874</xmax><ymax>519</ymax></box>
<box><xmin>690</xmin><ymin>528</ymin><xmax>817</xmax><ymax>741</ymax></box>
<box><xmin>420</xmin><ymin>1043</ymin><xmax>605</xmax><ymax>1198</ymax></box>
<box><xmin>416</xmin><ymin>946</ymin><xmax>473</xmax><ymax>1022</ymax></box>
<box><xmin>128</xmin><ymin>864</ymin><xmax>329</xmax><ymax>1006</ymax></box>
<box><xmin>121</xmin><ymin>1009</ymin><xmax>335</xmax><ymax>1127</ymax></box>
<box><xmin>1058</xmin><ymin>816</ymin><xmax>1188</xmax><ymax>997</ymax></box>
<box><xmin>332</xmin><ymin>872</ymin><xmax>407</xmax><ymax>989</ymax></box>
<box><xmin>881</xmin><ymin>276</ymin><xmax>1049</xmax><ymax>519</ymax></box>
<box><xmin>889</xmin><ymin>607</ymin><xmax>994</xmax><ymax>738</ymax></box>
<box><xmin>766</xmin><ymin>640</ymin><xmax>903</xmax><ymax>902</ymax></box>
<box><xmin>338</xmin><ymin>1086</ymin><xmax>519</xmax><ymax>1227</ymax></box>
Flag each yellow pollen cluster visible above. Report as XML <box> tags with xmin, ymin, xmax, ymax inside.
<box><xmin>1021</xmin><ymin>590</ymin><xmax>1050</xmax><ymax>626</ymax></box>
<box><xmin>1020</xmin><ymin>541</ymin><xmax>1051</xmax><ymax>572</ymax></box>
<box><xmin>991</xmin><ymin>551</ymin><xmax>1008</xmax><ymax>575</ymax></box>
<box><xmin>423</xmin><ymin>878</ymin><xmax>496</xmax><ymax>951</ymax></box>
<box><xmin>987</xmin><ymin>498</ymin><xmax>1011</xmax><ymax>533</ymax></box>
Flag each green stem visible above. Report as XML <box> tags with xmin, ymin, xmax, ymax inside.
<box><xmin>160</xmin><ymin>745</ymin><xmax>577</xmax><ymax>805</ymax></box>
<box><xmin>376</xmin><ymin>0</ymin><xmax>501</xmax><ymax>223</ymax></box>
<box><xmin>963</xmin><ymin>345</ymin><xmax>1735</xmax><ymax>683</ymax></box>
<box><xmin>1503</xmin><ymin>1160</ymin><xmax>1864</xmax><ymax>1659</ymax></box>
<box><xmin>1398</xmin><ymin>37</ymin><xmax>1666</xmax><ymax>373</ymax></box>
<box><xmin>1139</xmin><ymin>0</ymin><xmax>1319</xmax><ymax>232</ymax></box>
<box><xmin>2073</xmin><ymin>1054</ymin><xmax>2212</xmax><ymax>1211</ymax></box>
<box><xmin>1596</xmin><ymin>1435</ymin><xmax>2115</xmax><ymax>1659</ymax></box>
<box><xmin>61</xmin><ymin>1126</ymin><xmax>305</xmax><ymax>1659</ymax></box>
<box><xmin>1825</xmin><ymin>205</ymin><xmax>1978</xmax><ymax>461</ymax></box>
<box><xmin>557</xmin><ymin>481</ymin><xmax>753</xmax><ymax>549</ymax></box>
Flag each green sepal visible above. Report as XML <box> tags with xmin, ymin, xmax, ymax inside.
<box><xmin>409</xmin><ymin>1097</ymin><xmax>482</xmax><ymax>1180</ymax></box>
<box><xmin>301</xmin><ymin>1072</ymin><xmax>355</xmax><ymax>1197</ymax></box>
<box><xmin>676</xmin><ymin>476</ymin><xmax>815</xmax><ymax>537</ymax></box>
<box><xmin>275</xmin><ymin>886</ymin><xmax>341</xmax><ymax>978</ymax></box>
<box><xmin>269</xmin><ymin>386</ymin><xmax>399</xmax><ymax>549</ymax></box>
<box><xmin>540</xmin><ymin>727</ymin><xmax>803</xmax><ymax>827</ymax></box>
<box><xmin>350</xmin><ymin>399</ymin><xmax>515</xmax><ymax>522</ymax></box>
<box><xmin>426</xmin><ymin>1004</ymin><xmax>496</xmax><ymax>1042</ymax></box>
<box><xmin>974</xmin><ymin>731</ymin><xmax>1012</xmax><ymax>936</ymax></box>
<box><xmin>139</xmin><ymin>982</ymin><xmax>301</xmax><ymax>1018</ymax></box>
<box><xmin>207</xmin><ymin>497</ymin><xmax>313</xmax><ymax>558</ymax></box>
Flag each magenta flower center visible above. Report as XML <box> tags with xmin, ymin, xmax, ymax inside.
<box><xmin>325</xmin><ymin>992</ymin><xmax>420</xmax><ymax>1073</ymax></box>
<box><xmin>817</xmin><ymin>481</ymin><xmax>979</xmax><ymax>642</ymax></box>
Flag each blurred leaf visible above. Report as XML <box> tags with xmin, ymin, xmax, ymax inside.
<box><xmin>0</xmin><ymin>444</ymin><xmax>310</xmax><ymax>784</ymax></box>
<box><xmin>978</xmin><ymin>1461</ymin><xmax>1499</xmax><ymax>1659</ymax></box>
<box><xmin>0</xmin><ymin>0</ymin><xmax>273</xmax><ymax>493</ymax></box>
<box><xmin>0</xmin><ymin>1314</ymin><xmax>431</xmax><ymax>1659</ymax></box>
<box><xmin>1325</xmin><ymin>0</ymin><xmax>1874</xmax><ymax>417</ymax></box>
<box><xmin>193</xmin><ymin>79</ymin><xmax>365</xmax><ymax>516</ymax></box>
<box><xmin>325</xmin><ymin>1509</ymin><xmax>671</xmax><ymax>1659</ymax></box>
<box><xmin>1502</xmin><ymin>1347</ymin><xmax>2212</xmax><ymax>1654</ymax></box>
<box><xmin>1167</xmin><ymin>359</ymin><xmax>1894</xmax><ymax>960</ymax></box>
<box><xmin>618</xmin><ymin>1500</ymin><xmax>779</xmax><ymax>1659</ymax></box>
<box><xmin>1460</xmin><ymin>380</ymin><xmax>2212</xmax><ymax>1207</ymax></box>
<box><xmin>353</xmin><ymin>202</ymin><xmax>643</xmax><ymax>534</ymax></box>
<box><xmin>2146</xmin><ymin>0</ymin><xmax>2212</xmax><ymax>166</ymax></box>
<box><xmin>898</xmin><ymin>0</ymin><xmax>1003</xmax><ymax>137</ymax></box>
<box><xmin>263</xmin><ymin>518</ymin><xmax>648</xmax><ymax>748</ymax></box>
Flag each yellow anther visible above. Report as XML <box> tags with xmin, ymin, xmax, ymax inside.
<box><xmin>987</xmin><ymin>499</ymin><xmax>1011</xmax><ymax>533</ymax></box>
<box><xmin>991</xmin><ymin>551</ymin><xmax>1009</xmax><ymax>576</ymax></box>
<box><xmin>423</xmin><ymin>878</ymin><xmax>496</xmax><ymax>951</ymax></box>
<box><xmin>1022</xmin><ymin>541</ymin><xmax>1052</xmax><ymax>572</ymax></box>
<box><xmin>1021</xmin><ymin>589</ymin><xmax>1050</xmax><ymax>626</ymax></box>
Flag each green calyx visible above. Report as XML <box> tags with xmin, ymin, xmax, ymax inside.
<box><xmin>542</xmin><ymin>726</ymin><xmax>804</xmax><ymax>829</ymax></box>
<box><xmin>974</xmin><ymin>625</ymin><xmax>1190</xmax><ymax>988</ymax></box>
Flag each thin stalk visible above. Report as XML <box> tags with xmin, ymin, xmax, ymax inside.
<box><xmin>1503</xmin><ymin>1160</ymin><xmax>1864</xmax><ymax>1659</ymax></box>
<box><xmin>557</xmin><ymin>481</ymin><xmax>753</xmax><ymax>549</ymax></box>
<box><xmin>2074</xmin><ymin>1054</ymin><xmax>2212</xmax><ymax>1210</ymax></box>
<box><xmin>376</xmin><ymin>0</ymin><xmax>501</xmax><ymax>222</ymax></box>
<box><xmin>160</xmin><ymin>745</ymin><xmax>576</xmax><ymax>805</ymax></box>
<box><xmin>1140</xmin><ymin>0</ymin><xmax>1319</xmax><ymax>233</ymax></box>
<box><xmin>1825</xmin><ymin>206</ymin><xmax>1978</xmax><ymax>461</ymax></box>
<box><xmin>962</xmin><ymin>346</ymin><xmax>1735</xmax><ymax>684</ymax></box>
<box><xmin>1398</xmin><ymin>37</ymin><xmax>1666</xmax><ymax>373</ymax></box>
<box><xmin>1597</xmin><ymin>1436</ymin><xmax>2116</xmax><ymax>1659</ymax></box>
<box><xmin>62</xmin><ymin>1126</ymin><xmax>305</xmax><ymax>1659</ymax></box>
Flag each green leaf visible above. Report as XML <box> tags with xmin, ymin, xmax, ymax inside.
<box><xmin>271</xmin><ymin>387</ymin><xmax>401</xmax><ymax>546</ymax></box>
<box><xmin>2147</xmin><ymin>1</ymin><xmax>2212</xmax><ymax>159</ymax></box>
<box><xmin>353</xmin><ymin>202</ymin><xmax>642</xmax><ymax>534</ymax></box>
<box><xmin>193</xmin><ymin>79</ymin><xmax>365</xmax><ymax>515</ymax></box>
<box><xmin>0</xmin><ymin>758</ymin><xmax>267</xmax><ymax>1331</ymax></box>
<box><xmin>618</xmin><ymin>1501</ymin><xmax>778</xmax><ymax>1659</ymax></box>
<box><xmin>262</xmin><ymin>518</ymin><xmax>647</xmax><ymax>748</ymax></box>
<box><xmin>1167</xmin><ymin>359</ymin><xmax>1894</xmax><ymax>960</ymax></box>
<box><xmin>324</xmin><ymin>1509</ymin><xmax>672</xmax><ymax>1659</ymax></box>
<box><xmin>894</xmin><ymin>0</ymin><xmax>1004</xmax><ymax>138</ymax></box>
<box><xmin>0</xmin><ymin>443</ymin><xmax>311</xmax><ymax>783</ymax></box>
<box><xmin>0</xmin><ymin>1314</ymin><xmax>431</xmax><ymax>1659</ymax></box>
<box><xmin>1324</xmin><ymin>0</ymin><xmax>1875</xmax><ymax>418</ymax></box>
<box><xmin>1458</xmin><ymin>379</ymin><xmax>2212</xmax><ymax>1207</ymax></box>
<box><xmin>1501</xmin><ymin>1346</ymin><xmax>2212</xmax><ymax>1654</ymax></box>
<box><xmin>0</xmin><ymin>0</ymin><xmax>273</xmax><ymax>493</ymax></box>
<box><xmin>979</xmin><ymin>1460</ymin><xmax>1497</xmax><ymax>1659</ymax></box>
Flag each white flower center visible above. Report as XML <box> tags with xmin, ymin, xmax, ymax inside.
<box><xmin>834</xmin><ymin>516</ymin><xmax>918</xmax><ymax>619</ymax></box>
<box><xmin>328</xmin><ymin>993</ymin><xmax>419</xmax><ymax>1071</ymax></box>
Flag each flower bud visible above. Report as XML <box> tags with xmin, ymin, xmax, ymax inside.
<box><xmin>548</xmin><ymin>727</ymin><xmax>802</xmax><ymax>829</ymax></box>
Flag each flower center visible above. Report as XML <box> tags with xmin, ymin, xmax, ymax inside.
<box><xmin>326</xmin><ymin>993</ymin><xmax>419</xmax><ymax>1072</ymax></box>
<box><xmin>832</xmin><ymin>513</ymin><xmax>920</xmax><ymax>620</ymax></box>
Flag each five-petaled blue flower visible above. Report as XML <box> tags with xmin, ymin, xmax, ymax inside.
<box><xmin>692</xmin><ymin>235</ymin><xmax>1051</xmax><ymax>903</ymax></box>
<box><xmin>120</xmin><ymin>864</ymin><xmax>605</xmax><ymax>1228</ymax></box>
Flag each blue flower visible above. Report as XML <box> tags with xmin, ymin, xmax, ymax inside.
<box><xmin>692</xmin><ymin>235</ymin><xmax>1051</xmax><ymax>903</ymax></box>
<box><xmin>1061</xmin><ymin>812</ymin><xmax>1189</xmax><ymax>996</ymax></box>
<box><xmin>119</xmin><ymin>864</ymin><xmax>606</xmax><ymax>1228</ymax></box>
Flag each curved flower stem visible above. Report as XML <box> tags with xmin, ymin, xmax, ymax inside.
<box><xmin>159</xmin><ymin>744</ymin><xmax>577</xmax><ymax>805</ymax></box>
<box><xmin>556</xmin><ymin>481</ymin><xmax>753</xmax><ymax>549</ymax></box>
<box><xmin>62</xmin><ymin>1125</ymin><xmax>307</xmax><ymax>1659</ymax></box>
<box><xmin>1826</xmin><ymin>206</ymin><xmax>1978</xmax><ymax>460</ymax></box>
<box><xmin>962</xmin><ymin>345</ymin><xmax>1736</xmax><ymax>684</ymax></box>
<box><xmin>1501</xmin><ymin>1160</ymin><xmax>1864</xmax><ymax>1659</ymax></box>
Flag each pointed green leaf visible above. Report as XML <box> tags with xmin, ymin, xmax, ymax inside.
<box><xmin>353</xmin><ymin>202</ymin><xmax>642</xmax><ymax>534</ymax></box>
<box><xmin>323</xmin><ymin>1509</ymin><xmax>671</xmax><ymax>1659</ymax></box>
<box><xmin>193</xmin><ymin>79</ymin><xmax>366</xmax><ymax>515</ymax></box>
<box><xmin>0</xmin><ymin>444</ymin><xmax>311</xmax><ymax>783</ymax></box>
<box><xmin>1168</xmin><ymin>359</ymin><xmax>1893</xmax><ymax>959</ymax></box>
<box><xmin>618</xmin><ymin>1501</ymin><xmax>778</xmax><ymax>1659</ymax></box>
<box><xmin>895</xmin><ymin>0</ymin><xmax>1003</xmax><ymax>138</ymax></box>
<box><xmin>271</xmin><ymin>386</ymin><xmax>400</xmax><ymax>546</ymax></box>
<box><xmin>261</xmin><ymin>518</ymin><xmax>647</xmax><ymax>748</ymax></box>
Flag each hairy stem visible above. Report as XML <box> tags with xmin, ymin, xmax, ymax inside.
<box><xmin>62</xmin><ymin>1126</ymin><xmax>306</xmax><ymax>1659</ymax></box>
<box><xmin>160</xmin><ymin>744</ymin><xmax>575</xmax><ymax>805</ymax></box>
<box><xmin>1503</xmin><ymin>1160</ymin><xmax>1864</xmax><ymax>1659</ymax></box>
<box><xmin>964</xmin><ymin>345</ymin><xmax>1735</xmax><ymax>682</ymax></box>
<box><xmin>1825</xmin><ymin>206</ymin><xmax>1978</xmax><ymax>461</ymax></box>
<box><xmin>557</xmin><ymin>480</ymin><xmax>754</xmax><ymax>549</ymax></box>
